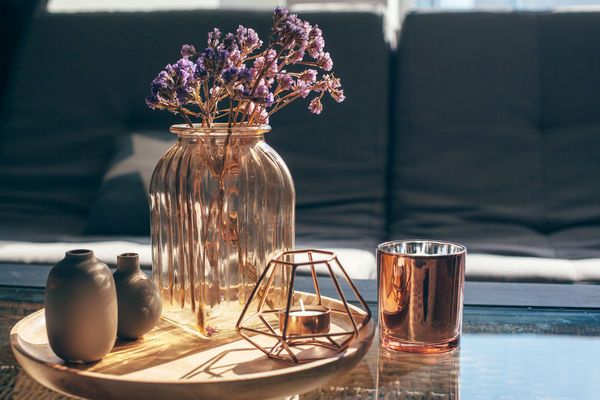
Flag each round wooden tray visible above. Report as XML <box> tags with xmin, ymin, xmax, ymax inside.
<box><xmin>11</xmin><ymin>294</ymin><xmax>374</xmax><ymax>400</ymax></box>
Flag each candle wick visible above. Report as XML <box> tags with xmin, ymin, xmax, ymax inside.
<box><xmin>300</xmin><ymin>299</ymin><xmax>305</xmax><ymax>313</ymax></box>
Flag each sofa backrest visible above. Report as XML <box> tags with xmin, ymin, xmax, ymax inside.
<box><xmin>0</xmin><ymin>0</ymin><xmax>40</xmax><ymax>114</ymax></box>
<box><xmin>0</xmin><ymin>8</ymin><xmax>390</xmax><ymax>251</ymax></box>
<box><xmin>389</xmin><ymin>11</ymin><xmax>600</xmax><ymax>258</ymax></box>
<box><xmin>5</xmin><ymin>7</ymin><xmax>599</xmax><ymax>259</ymax></box>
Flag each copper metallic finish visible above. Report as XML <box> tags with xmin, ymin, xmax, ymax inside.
<box><xmin>378</xmin><ymin>240</ymin><xmax>466</xmax><ymax>354</ymax></box>
<box><xmin>236</xmin><ymin>249</ymin><xmax>372</xmax><ymax>364</ymax></box>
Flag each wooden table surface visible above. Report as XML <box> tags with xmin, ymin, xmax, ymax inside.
<box><xmin>3</xmin><ymin>279</ymin><xmax>600</xmax><ymax>399</ymax></box>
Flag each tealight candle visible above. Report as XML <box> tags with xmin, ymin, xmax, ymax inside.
<box><xmin>279</xmin><ymin>300</ymin><xmax>331</xmax><ymax>336</ymax></box>
<box><xmin>290</xmin><ymin>310</ymin><xmax>324</xmax><ymax>317</ymax></box>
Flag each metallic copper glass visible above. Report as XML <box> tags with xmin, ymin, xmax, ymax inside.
<box><xmin>150</xmin><ymin>124</ymin><xmax>295</xmax><ymax>337</ymax></box>
<box><xmin>378</xmin><ymin>240</ymin><xmax>466</xmax><ymax>353</ymax></box>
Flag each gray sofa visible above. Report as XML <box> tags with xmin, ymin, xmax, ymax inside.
<box><xmin>1</xmin><ymin>2</ymin><xmax>599</xmax><ymax>283</ymax></box>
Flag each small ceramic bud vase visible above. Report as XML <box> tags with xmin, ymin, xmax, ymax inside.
<box><xmin>45</xmin><ymin>249</ymin><xmax>118</xmax><ymax>363</ymax></box>
<box><xmin>113</xmin><ymin>253</ymin><xmax>162</xmax><ymax>340</ymax></box>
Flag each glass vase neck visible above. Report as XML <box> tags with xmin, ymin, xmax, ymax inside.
<box><xmin>170</xmin><ymin>123</ymin><xmax>271</xmax><ymax>138</ymax></box>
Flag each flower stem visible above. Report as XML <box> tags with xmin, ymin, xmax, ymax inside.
<box><xmin>178</xmin><ymin>107</ymin><xmax>194</xmax><ymax>127</ymax></box>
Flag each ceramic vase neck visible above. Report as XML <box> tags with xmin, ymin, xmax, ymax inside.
<box><xmin>65</xmin><ymin>249</ymin><xmax>95</xmax><ymax>261</ymax></box>
<box><xmin>117</xmin><ymin>253</ymin><xmax>140</xmax><ymax>274</ymax></box>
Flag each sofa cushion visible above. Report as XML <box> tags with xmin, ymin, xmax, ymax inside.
<box><xmin>85</xmin><ymin>132</ymin><xmax>175</xmax><ymax>236</ymax></box>
<box><xmin>538</xmin><ymin>12</ymin><xmax>600</xmax><ymax>248</ymax></box>
<box><xmin>543</xmin><ymin>126</ymin><xmax>600</xmax><ymax>232</ymax></box>
<box><xmin>0</xmin><ymin>125</ymin><xmax>121</xmax><ymax>240</ymax></box>
<box><xmin>466</xmin><ymin>254</ymin><xmax>600</xmax><ymax>284</ymax></box>
<box><xmin>391</xmin><ymin>11</ymin><xmax>544</xmax><ymax>255</ymax></box>
<box><xmin>390</xmin><ymin>11</ymin><xmax>600</xmax><ymax>259</ymax></box>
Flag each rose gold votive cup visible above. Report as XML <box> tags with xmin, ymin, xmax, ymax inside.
<box><xmin>279</xmin><ymin>305</ymin><xmax>331</xmax><ymax>336</ymax></box>
<box><xmin>377</xmin><ymin>240</ymin><xmax>466</xmax><ymax>354</ymax></box>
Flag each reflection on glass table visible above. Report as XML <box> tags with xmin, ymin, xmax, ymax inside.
<box><xmin>2</xmin><ymin>283</ymin><xmax>600</xmax><ymax>399</ymax></box>
<box><xmin>302</xmin><ymin>305</ymin><xmax>600</xmax><ymax>400</ymax></box>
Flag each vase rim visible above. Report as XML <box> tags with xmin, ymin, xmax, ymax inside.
<box><xmin>65</xmin><ymin>249</ymin><xmax>94</xmax><ymax>259</ymax></box>
<box><xmin>170</xmin><ymin>123</ymin><xmax>271</xmax><ymax>136</ymax></box>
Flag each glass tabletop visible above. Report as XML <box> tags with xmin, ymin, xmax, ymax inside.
<box><xmin>2</xmin><ymin>286</ymin><xmax>600</xmax><ymax>399</ymax></box>
<box><xmin>300</xmin><ymin>304</ymin><xmax>600</xmax><ymax>400</ymax></box>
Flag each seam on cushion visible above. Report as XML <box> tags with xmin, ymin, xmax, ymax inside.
<box><xmin>535</xmin><ymin>13</ymin><xmax>558</xmax><ymax>257</ymax></box>
<box><xmin>383</xmin><ymin>38</ymin><xmax>397</xmax><ymax>242</ymax></box>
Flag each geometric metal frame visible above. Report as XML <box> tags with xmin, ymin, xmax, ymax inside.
<box><xmin>236</xmin><ymin>249</ymin><xmax>372</xmax><ymax>363</ymax></box>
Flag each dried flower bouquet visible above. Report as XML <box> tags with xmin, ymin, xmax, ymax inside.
<box><xmin>146</xmin><ymin>7</ymin><xmax>345</xmax><ymax>336</ymax></box>
<box><xmin>146</xmin><ymin>6</ymin><xmax>344</xmax><ymax>127</ymax></box>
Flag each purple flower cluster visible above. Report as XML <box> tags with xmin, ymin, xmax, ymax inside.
<box><xmin>145</xmin><ymin>58</ymin><xmax>201</xmax><ymax>124</ymax></box>
<box><xmin>146</xmin><ymin>6</ymin><xmax>344</xmax><ymax>127</ymax></box>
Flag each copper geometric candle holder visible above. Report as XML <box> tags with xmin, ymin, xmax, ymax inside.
<box><xmin>236</xmin><ymin>249</ymin><xmax>372</xmax><ymax>364</ymax></box>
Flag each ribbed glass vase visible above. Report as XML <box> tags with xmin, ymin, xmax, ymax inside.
<box><xmin>149</xmin><ymin>123</ymin><xmax>295</xmax><ymax>337</ymax></box>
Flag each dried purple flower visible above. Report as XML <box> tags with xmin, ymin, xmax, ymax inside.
<box><xmin>243</xmin><ymin>101</ymin><xmax>270</xmax><ymax>124</ymax></box>
<box><xmin>208</xmin><ymin>28</ymin><xmax>221</xmax><ymax>47</ymax></box>
<box><xmin>331</xmin><ymin>89</ymin><xmax>346</xmax><ymax>103</ymax></box>
<box><xmin>316</xmin><ymin>52</ymin><xmax>333</xmax><ymax>71</ymax></box>
<box><xmin>195</xmin><ymin>63</ymin><xmax>208</xmax><ymax>80</ymax></box>
<box><xmin>264</xmin><ymin>92</ymin><xmax>274</xmax><ymax>107</ymax></box>
<box><xmin>307</xmin><ymin>36</ymin><xmax>324</xmax><ymax>58</ymax></box>
<box><xmin>282</xmin><ymin>21</ymin><xmax>308</xmax><ymax>49</ymax></box>
<box><xmin>238</xmin><ymin>68</ymin><xmax>252</xmax><ymax>82</ymax></box>
<box><xmin>327</xmin><ymin>75</ymin><xmax>342</xmax><ymax>89</ymax></box>
<box><xmin>181</xmin><ymin>44</ymin><xmax>196</xmax><ymax>59</ymax></box>
<box><xmin>265</xmin><ymin>49</ymin><xmax>278</xmax><ymax>72</ymax></box>
<box><xmin>175</xmin><ymin>58</ymin><xmax>197</xmax><ymax>75</ymax></box>
<box><xmin>298</xmin><ymin>69</ymin><xmax>317</xmax><ymax>85</ymax></box>
<box><xmin>172</xmin><ymin>59</ymin><xmax>197</xmax><ymax>92</ymax></box>
<box><xmin>253</xmin><ymin>57</ymin><xmax>265</xmax><ymax>72</ymax></box>
<box><xmin>150</xmin><ymin>71</ymin><xmax>170</xmax><ymax>93</ymax></box>
<box><xmin>308</xmin><ymin>97</ymin><xmax>323</xmax><ymax>114</ymax></box>
<box><xmin>238</xmin><ymin>26</ymin><xmax>262</xmax><ymax>50</ymax></box>
<box><xmin>147</xmin><ymin>6</ymin><xmax>342</xmax><ymax>127</ymax></box>
<box><xmin>288</xmin><ymin>47</ymin><xmax>305</xmax><ymax>64</ymax></box>
<box><xmin>205</xmin><ymin>325</ymin><xmax>219</xmax><ymax>337</ymax></box>
<box><xmin>145</xmin><ymin>93</ymin><xmax>160</xmax><ymax>110</ymax></box>
<box><xmin>255</xmin><ymin>83</ymin><xmax>269</xmax><ymax>98</ymax></box>
<box><xmin>147</xmin><ymin>59</ymin><xmax>198</xmax><ymax>114</ymax></box>
<box><xmin>221</xmin><ymin>66</ymin><xmax>252</xmax><ymax>84</ymax></box>
<box><xmin>294</xmin><ymin>82</ymin><xmax>310</xmax><ymax>98</ymax></box>
<box><xmin>221</xmin><ymin>66</ymin><xmax>239</xmax><ymax>84</ymax></box>
<box><xmin>175</xmin><ymin>87</ymin><xmax>189</xmax><ymax>105</ymax></box>
<box><xmin>311</xmin><ymin>25</ymin><xmax>323</xmax><ymax>39</ymax></box>
<box><xmin>229</xmin><ymin>49</ymin><xmax>241</xmax><ymax>66</ymax></box>
<box><xmin>277</xmin><ymin>73</ymin><xmax>294</xmax><ymax>90</ymax></box>
<box><xmin>312</xmin><ymin>80</ymin><xmax>328</xmax><ymax>93</ymax></box>
<box><xmin>274</xmin><ymin>6</ymin><xmax>288</xmax><ymax>21</ymax></box>
<box><xmin>201</xmin><ymin>48</ymin><xmax>231</xmax><ymax>74</ymax></box>
<box><xmin>259</xmin><ymin>107</ymin><xmax>269</xmax><ymax>124</ymax></box>
<box><xmin>222</xmin><ymin>32</ymin><xmax>237</xmax><ymax>53</ymax></box>
<box><xmin>210</xmin><ymin>86</ymin><xmax>221</xmax><ymax>97</ymax></box>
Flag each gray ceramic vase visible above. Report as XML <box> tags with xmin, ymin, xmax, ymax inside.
<box><xmin>45</xmin><ymin>249</ymin><xmax>118</xmax><ymax>363</ymax></box>
<box><xmin>113</xmin><ymin>253</ymin><xmax>162</xmax><ymax>340</ymax></box>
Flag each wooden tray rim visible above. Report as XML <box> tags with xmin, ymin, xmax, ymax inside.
<box><xmin>10</xmin><ymin>294</ymin><xmax>374</xmax><ymax>385</ymax></box>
